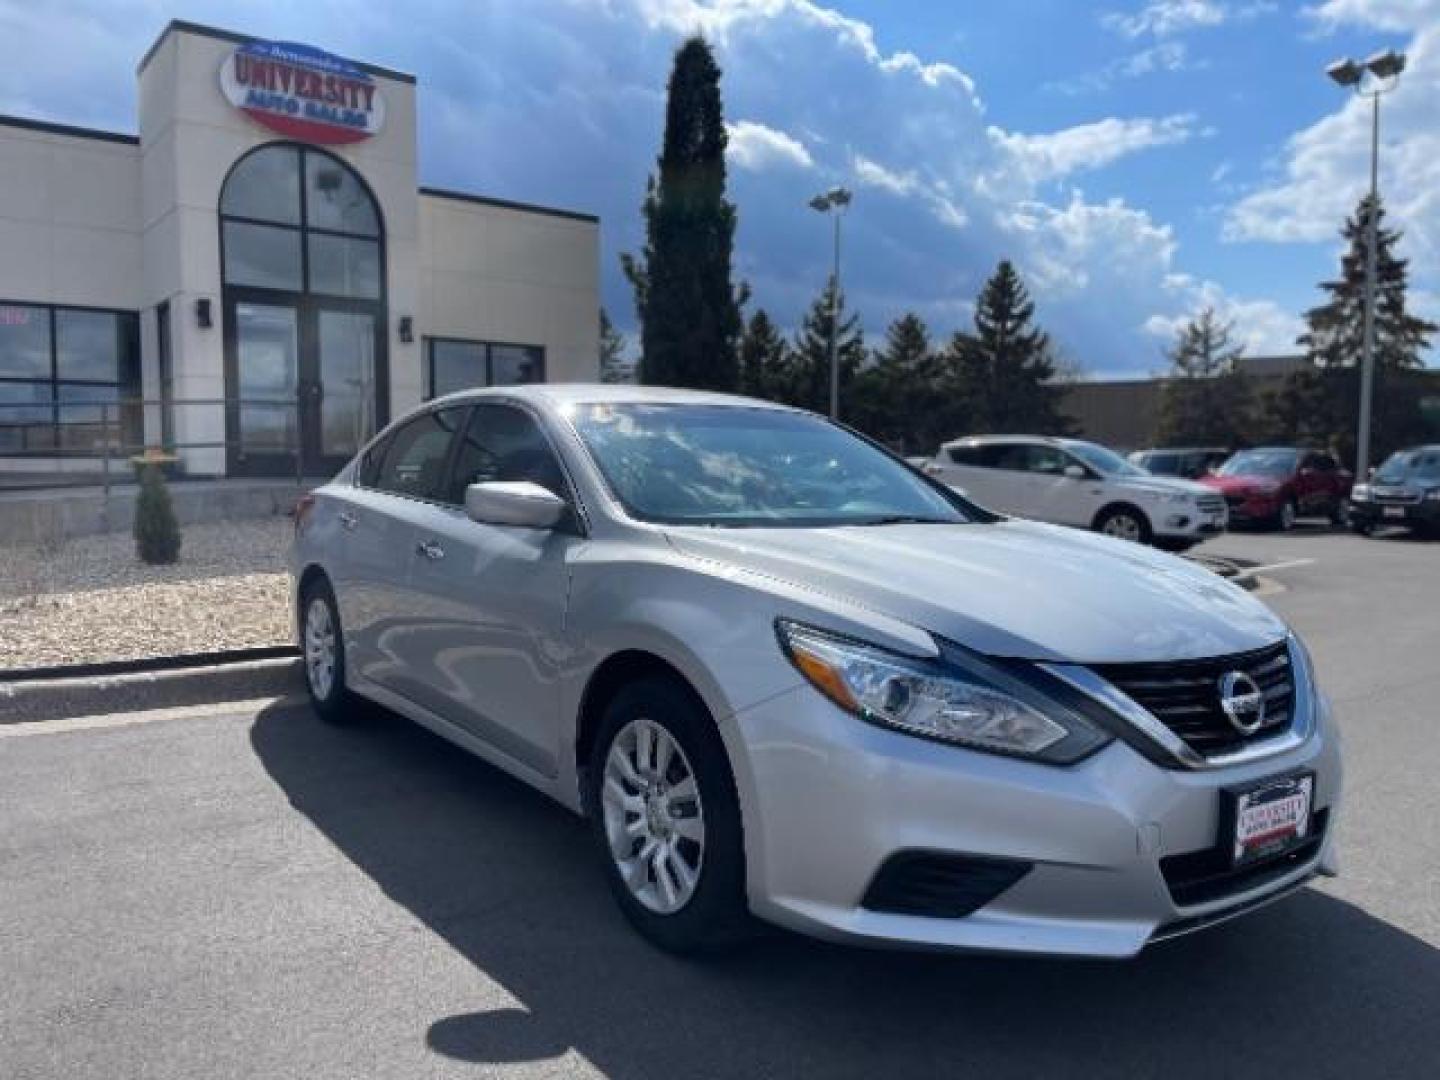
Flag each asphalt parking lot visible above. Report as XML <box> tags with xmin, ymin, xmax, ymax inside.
<box><xmin>2</xmin><ymin>523</ymin><xmax>1437</xmax><ymax>1079</ymax></box>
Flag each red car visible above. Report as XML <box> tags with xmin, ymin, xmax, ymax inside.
<box><xmin>1199</xmin><ymin>447</ymin><xmax>1352</xmax><ymax>530</ymax></box>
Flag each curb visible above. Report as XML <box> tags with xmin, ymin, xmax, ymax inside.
<box><xmin>0</xmin><ymin>653</ymin><xmax>305</xmax><ymax>726</ymax></box>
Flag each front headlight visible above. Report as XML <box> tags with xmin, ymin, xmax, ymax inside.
<box><xmin>776</xmin><ymin>620</ymin><xmax>1110</xmax><ymax>764</ymax></box>
<box><xmin>1350</xmin><ymin>484</ymin><xmax>1371</xmax><ymax>501</ymax></box>
<box><xmin>1159</xmin><ymin>491</ymin><xmax>1193</xmax><ymax>505</ymax></box>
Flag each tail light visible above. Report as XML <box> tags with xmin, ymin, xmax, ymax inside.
<box><xmin>293</xmin><ymin>493</ymin><xmax>317</xmax><ymax>535</ymax></box>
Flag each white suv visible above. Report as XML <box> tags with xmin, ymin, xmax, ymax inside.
<box><xmin>925</xmin><ymin>435</ymin><xmax>1227</xmax><ymax>549</ymax></box>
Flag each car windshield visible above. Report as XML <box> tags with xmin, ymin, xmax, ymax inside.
<box><xmin>570</xmin><ymin>403</ymin><xmax>974</xmax><ymax>527</ymax></box>
<box><xmin>1066</xmin><ymin>441</ymin><xmax>1147</xmax><ymax>477</ymax></box>
<box><xmin>1374</xmin><ymin>449</ymin><xmax>1440</xmax><ymax>483</ymax></box>
<box><xmin>1218</xmin><ymin>449</ymin><xmax>1298</xmax><ymax>477</ymax></box>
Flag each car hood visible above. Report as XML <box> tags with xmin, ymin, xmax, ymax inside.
<box><xmin>1107</xmin><ymin>474</ymin><xmax>1216</xmax><ymax>499</ymax></box>
<box><xmin>1199</xmin><ymin>474</ymin><xmax>1282</xmax><ymax>494</ymax></box>
<box><xmin>665</xmin><ymin>520</ymin><xmax>1285</xmax><ymax>664</ymax></box>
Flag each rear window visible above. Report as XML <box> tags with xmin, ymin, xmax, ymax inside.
<box><xmin>372</xmin><ymin>408</ymin><xmax>465</xmax><ymax>501</ymax></box>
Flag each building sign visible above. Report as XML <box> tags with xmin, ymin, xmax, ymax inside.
<box><xmin>220</xmin><ymin>41</ymin><xmax>385</xmax><ymax>145</ymax></box>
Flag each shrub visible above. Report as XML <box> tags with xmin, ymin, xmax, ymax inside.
<box><xmin>133</xmin><ymin>464</ymin><xmax>181</xmax><ymax>565</ymax></box>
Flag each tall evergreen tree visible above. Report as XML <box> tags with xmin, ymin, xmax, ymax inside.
<box><xmin>961</xmin><ymin>260</ymin><xmax>1072</xmax><ymax>434</ymax></box>
<box><xmin>789</xmin><ymin>277</ymin><xmax>865</xmax><ymax>414</ymax></box>
<box><xmin>851</xmin><ymin>312</ymin><xmax>935</xmax><ymax>450</ymax></box>
<box><xmin>1265</xmin><ymin>195</ymin><xmax>1436</xmax><ymax>463</ymax></box>
<box><xmin>1156</xmin><ymin>308</ymin><xmax>1253</xmax><ymax>447</ymax></box>
<box><xmin>621</xmin><ymin>36</ymin><xmax>742</xmax><ymax>391</ymax></box>
<box><xmin>598</xmin><ymin>308</ymin><xmax>629</xmax><ymax>383</ymax></box>
<box><xmin>738</xmin><ymin>308</ymin><xmax>789</xmax><ymax>400</ymax></box>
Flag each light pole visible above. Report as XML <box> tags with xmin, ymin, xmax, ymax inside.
<box><xmin>808</xmin><ymin>187</ymin><xmax>852</xmax><ymax>419</ymax></box>
<box><xmin>1326</xmin><ymin>48</ymin><xmax>1405</xmax><ymax>480</ymax></box>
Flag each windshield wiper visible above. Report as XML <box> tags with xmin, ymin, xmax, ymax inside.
<box><xmin>853</xmin><ymin>515</ymin><xmax>961</xmax><ymax>526</ymax></box>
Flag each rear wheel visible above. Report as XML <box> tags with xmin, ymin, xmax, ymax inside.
<box><xmin>1275</xmin><ymin>499</ymin><xmax>1297</xmax><ymax>532</ymax></box>
<box><xmin>300</xmin><ymin>577</ymin><xmax>355</xmax><ymax>724</ymax></box>
<box><xmin>1095</xmin><ymin>505</ymin><xmax>1152</xmax><ymax>545</ymax></box>
<box><xmin>585</xmin><ymin>677</ymin><xmax>749</xmax><ymax>954</ymax></box>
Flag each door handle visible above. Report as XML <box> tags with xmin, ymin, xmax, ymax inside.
<box><xmin>415</xmin><ymin>539</ymin><xmax>445</xmax><ymax>561</ymax></box>
<box><xmin>338</xmin><ymin>511</ymin><xmax>358</xmax><ymax>531</ymax></box>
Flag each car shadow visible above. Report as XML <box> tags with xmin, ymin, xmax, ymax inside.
<box><xmin>250</xmin><ymin>700</ymin><xmax>1440</xmax><ymax>1079</ymax></box>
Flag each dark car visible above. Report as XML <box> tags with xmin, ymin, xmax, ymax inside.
<box><xmin>1348</xmin><ymin>445</ymin><xmax>1440</xmax><ymax>537</ymax></box>
<box><xmin>1128</xmin><ymin>447</ymin><xmax>1232</xmax><ymax>480</ymax></box>
<box><xmin>1198</xmin><ymin>447</ymin><xmax>1352</xmax><ymax>530</ymax></box>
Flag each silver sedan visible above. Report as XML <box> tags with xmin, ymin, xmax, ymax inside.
<box><xmin>291</xmin><ymin>385</ymin><xmax>1341</xmax><ymax>957</ymax></box>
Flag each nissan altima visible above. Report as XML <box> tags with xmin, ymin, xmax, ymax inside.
<box><xmin>291</xmin><ymin>385</ymin><xmax>1341</xmax><ymax>957</ymax></box>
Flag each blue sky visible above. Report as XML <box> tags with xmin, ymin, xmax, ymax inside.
<box><xmin>2</xmin><ymin>0</ymin><xmax>1436</xmax><ymax>377</ymax></box>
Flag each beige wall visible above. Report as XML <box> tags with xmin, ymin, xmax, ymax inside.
<box><xmin>419</xmin><ymin>193</ymin><xmax>599</xmax><ymax>391</ymax></box>
<box><xmin>0</xmin><ymin>125</ymin><xmax>141</xmax><ymax>309</ymax></box>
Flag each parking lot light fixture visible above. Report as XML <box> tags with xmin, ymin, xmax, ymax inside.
<box><xmin>1324</xmin><ymin>50</ymin><xmax>1405</xmax><ymax>482</ymax></box>
<box><xmin>809</xmin><ymin>187</ymin><xmax>853</xmax><ymax>420</ymax></box>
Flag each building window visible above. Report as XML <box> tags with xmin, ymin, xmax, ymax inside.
<box><xmin>0</xmin><ymin>303</ymin><xmax>140</xmax><ymax>453</ymax></box>
<box><xmin>220</xmin><ymin>144</ymin><xmax>382</xmax><ymax>300</ymax></box>
<box><xmin>425</xmin><ymin>337</ymin><xmax>546</xmax><ymax>399</ymax></box>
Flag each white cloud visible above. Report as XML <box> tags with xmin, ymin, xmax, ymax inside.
<box><xmin>1304</xmin><ymin>0</ymin><xmax>1440</xmax><ymax>32</ymax></box>
<box><xmin>726</xmin><ymin>119</ymin><xmax>813</xmax><ymax>170</ymax></box>
<box><xmin>1225</xmin><ymin>19</ymin><xmax>1440</xmax><ymax>282</ymax></box>
<box><xmin>1144</xmin><ymin>277</ymin><xmax>1305</xmax><ymax>355</ymax></box>
<box><xmin>991</xmin><ymin>113</ymin><xmax>1197</xmax><ymax>183</ymax></box>
<box><xmin>852</xmin><ymin>155</ymin><xmax>918</xmax><ymax>196</ymax></box>
<box><xmin>1102</xmin><ymin>0</ymin><xmax>1276</xmax><ymax>38</ymax></box>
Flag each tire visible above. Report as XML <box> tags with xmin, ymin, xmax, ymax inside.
<box><xmin>1275</xmin><ymin>499</ymin><xmax>1298</xmax><ymax>532</ymax></box>
<box><xmin>1350</xmin><ymin>520</ymin><xmax>1374</xmax><ymax>537</ymax></box>
<box><xmin>1095</xmin><ymin>505</ymin><xmax>1152</xmax><ymax>545</ymax></box>
<box><xmin>1329</xmin><ymin>499</ymin><xmax>1347</xmax><ymax>527</ymax></box>
<box><xmin>585</xmin><ymin>676</ymin><xmax>749</xmax><ymax>954</ymax></box>
<box><xmin>299</xmin><ymin>576</ymin><xmax>355</xmax><ymax>724</ymax></box>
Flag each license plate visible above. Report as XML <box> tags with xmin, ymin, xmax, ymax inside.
<box><xmin>1383</xmin><ymin>506</ymin><xmax>1406</xmax><ymax>519</ymax></box>
<box><xmin>1231</xmin><ymin>774</ymin><xmax>1313</xmax><ymax>866</ymax></box>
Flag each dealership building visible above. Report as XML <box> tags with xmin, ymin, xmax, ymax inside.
<box><xmin>0</xmin><ymin>20</ymin><xmax>599</xmax><ymax>482</ymax></box>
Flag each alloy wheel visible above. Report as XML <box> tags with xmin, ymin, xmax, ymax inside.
<box><xmin>601</xmin><ymin>717</ymin><xmax>706</xmax><ymax>915</ymax></box>
<box><xmin>304</xmin><ymin>597</ymin><xmax>336</xmax><ymax>701</ymax></box>
<box><xmin>1102</xmin><ymin>512</ymin><xmax>1143</xmax><ymax>543</ymax></box>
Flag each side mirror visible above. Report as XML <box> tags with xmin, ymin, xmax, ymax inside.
<box><xmin>465</xmin><ymin>481</ymin><xmax>566</xmax><ymax>529</ymax></box>
<box><xmin>1062</xmin><ymin>464</ymin><xmax>1087</xmax><ymax>480</ymax></box>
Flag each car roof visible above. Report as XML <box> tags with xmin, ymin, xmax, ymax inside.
<box><xmin>428</xmin><ymin>383</ymin><xmax>797</xmax><ymax>412</ymax></box>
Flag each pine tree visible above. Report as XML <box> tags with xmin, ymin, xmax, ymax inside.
<box><xmin>962</xmin><ymin>261</ymin><xmax>1073</xmax><ymax>435</ymax></box>
<box><xmin>1266</xmin><ymin>195</ymin><xmax>1436</xmax><ymax>463</ymax></box>
<box><xmin>620</xmin><ymin>36</ymin><xmax>742</xmax><ymax>391</ymax></box>
<box><xmin>1156</xmin><ymin>308</ymin><xmax>1253</xmax><ymax>447</ymax></box>
<box><xmin>599</xmin><ymin>308</ymin><xmax>629</xmax><ymax>383</ymax></box>
<box><xmin>738</xmin><ymin>308</ymin><xmax>789</xmax><ymax>400</ymax></box>
<box><xmin>851</xmin><ymin>312</ymin><xmax>934</xmax><ymax>450</ymax></box>
<box><xmin>790</xmin><ymin>277</ymin><xmax>864</xmax><ymax>415</ymax></box>
<box><xmin>133</xmin><ymin>464</ymin><xmax>181</xmax><ymax>565</ymax></box>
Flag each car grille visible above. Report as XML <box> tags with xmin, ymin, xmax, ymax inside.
<box><xmin>1371</xmin><ymin>486</ymin><xmax>1420</xmax><ymax>505</ymax></box>
<box><xmin>861</xmin><ymin>852</ymin><xmax>1033</xmax><ymax>919</ymax></box>
<box><xmin>1196</xmin><ymin>494</ymin><xmax>1226</xmax><ymax>515</ymax></box>
<box><xmin>1223</xmin><ymin>494</ymin><xmax>1246</xmax><ymax>508</ymax></box>
<box><xmin>1090</xmin><ymin>641</ymin><xmax>1295</xmax><ymax>758</ymax></box>
<box><xmin>1160</xmin><ymin>809</ymin><xmax>1328</xmax><ymax>908</ymax></box>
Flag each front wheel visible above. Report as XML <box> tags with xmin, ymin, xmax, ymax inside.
<box><xmin>1095</xmin><ymin>506</ymin><xmax>1152</xmax><ymax>545</ymax></box>
<box><xmin>586</xmin><ymin>677</ymin><xmax>749</xmax><ymax>954</ymax></box>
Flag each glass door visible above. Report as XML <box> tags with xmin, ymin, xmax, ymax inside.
<box><xmin>309</xmin><ymin>307</ymin><xmax>378</xmax><ymax>474</ymax></box>
<box><xmin>228</xmin><ymin>298</ymin><xmax>301</xmax><ymax>477</ymax></box>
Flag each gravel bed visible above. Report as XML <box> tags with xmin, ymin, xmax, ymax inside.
<box><xmin>0</xmin><ymin>519</ymin><xmax>293</xmax><ymax>670</ymax></box>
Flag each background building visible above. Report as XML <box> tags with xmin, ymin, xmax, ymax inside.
<box><xmin>0</xmin><ymin>21</ymin><xmax>599</xmax><ymax>485</ymax></box>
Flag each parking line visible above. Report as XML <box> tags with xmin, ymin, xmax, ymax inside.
<box><xmin>1230</xmin><ymin>558</ymin><xmax>1316</xmax><ymax>582</ymax></box>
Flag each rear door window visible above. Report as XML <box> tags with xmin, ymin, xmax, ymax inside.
<box><xmin>373</xmin><ymin>408</ymin><xmax>465</xmax><ymax>501</ymax></box>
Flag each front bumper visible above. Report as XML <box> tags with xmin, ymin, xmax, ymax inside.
<box><xmin>1220</xmin><ymin>492</ymin><xmax>1282</xmax><ymax>524</ymax></box>
<box><xmin>722</xmin><ymin>684</ymin><xmax>1340</xmax><ymax>959</ymax></box>
<box><xmin>1151</xmin><ymin>506</ymin><xmax>1228</xmax><ymax>541</ymax></box>
<box><xmin>1349</xmin><ymin>499</ymin><xmax>1440</xmax><ymax>528</ymax></box>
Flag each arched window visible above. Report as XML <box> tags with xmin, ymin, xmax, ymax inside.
<box><xmin>220</xmin><ymin>144</ymin><xmax>382</xmax><ymax>299</ymax></box>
